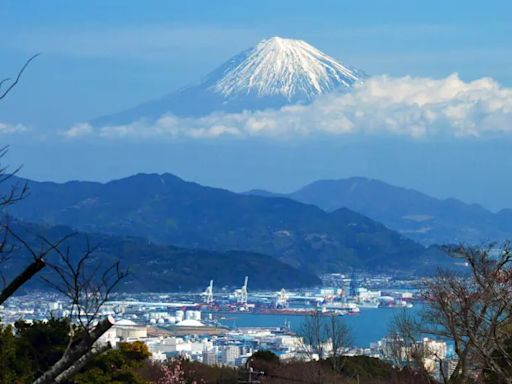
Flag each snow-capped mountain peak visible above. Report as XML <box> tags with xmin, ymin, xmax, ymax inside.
<box><xmin>205</xmin><ymin>36</ymin><xmax>365</xmax><ymax>100</ymax></box>
<box><xmin>92</xmin><ymin>37</ymin><xmax>366</xmax><ymax>125</ymax></box>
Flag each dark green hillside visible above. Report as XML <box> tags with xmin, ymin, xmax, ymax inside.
<box><xmin>3</xmin><ymin>220</ymin><xmax>320</xmax><ymax>292</ymax></box>
<box><xmin>5</xmin><ymin>173</ymin><xmax>444</xmax><ymax>273</ymax></box>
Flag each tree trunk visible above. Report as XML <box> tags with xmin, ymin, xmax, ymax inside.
<box><xmin>0</xmin><ymin>258</ymin><xmax>45</xmax><ymax>305</ymax></box>
<box><xmin>55</xmin><ymin>342</ymin><xmax>111</xmax><ymax>383</ymax></box>
<box><xmin>32</xmin><ymin>316</ymin><xmax>115</xmax><ymax>384</ymax></box>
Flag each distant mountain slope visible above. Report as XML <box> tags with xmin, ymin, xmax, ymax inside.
<box><xmin>5</xmin><ymin>173</ymin><xmax>445</xmax><ymax>274</ymax></box>
<box><xmin>93</xmin><ymin>36</ymin><xmax>366</xmax><ymax>125</ymax></box>
<box><xmin>249</xmin><ymin>177</ymin><xmax>512</xmax><ymax>245</ymax></box>
<box><xmin>4</xmin><ymin>220</ymin><xmax>320</xmax><ymax>292</ymax></box>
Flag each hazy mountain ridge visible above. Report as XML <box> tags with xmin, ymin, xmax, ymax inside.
<box><xmin>5</xmin><ymin>173</ymin><xmax>448</xmax><ymax>274</ymax></box>
<box><xmin>248</xmin><ymin>177</ymin><xmax>512</xmax><ymax>245</ymax></box>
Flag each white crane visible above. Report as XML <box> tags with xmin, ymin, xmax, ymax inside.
<box><xmin>201</xmin><ymin>280</ymin><xmax>214</xmax><ymax>304</ymax></box>
<box><xmin>275</xmin><ymin>288</ymin><xmax>289</xmax><ymax>308</ymax></box>
<box><xmin>235</xmin><ymin>276</ymin><xmax>249</xmax><ymax>305</ymax></box>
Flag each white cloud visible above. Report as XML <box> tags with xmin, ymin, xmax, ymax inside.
<box><xmin>0</xmin><ymin>122</ymin><xmax>29</xmax><ymax>134</ymax></box>
<box><xmin>64</xmin><ymin>74</ymin><xmax>512</xmax><ymax>140</ymax></box>
<box><xmin>63</xmin><ymin>123</ymin><xmax>94</xmax><ymax>138</ymax></box>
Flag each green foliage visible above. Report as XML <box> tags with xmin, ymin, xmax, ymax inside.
<box><xmin>3</xmin><ymin>220</ymin><xmax>320</xmax><ymax>293</ymax></box>
<box><xmin>71</xmin><ymin>341</ymin><xmax>151</xmax><ymax>384</ymax></box>
<box><xmin>118</xmin><ymin>341</ymin><xmax>152</xmax><ymax>363</ymax></box>
<box><xmin>0</xmin><ymin>318</ymin><xmax>71</xmax><ymax>383</ymax></box>
<box><xmin>0</xmin><ymin>319</ymin><xmax>151</xmax><ymax>384</ymax></box>
<box><xmin>0</xmin><ymin>324</ymin><xmax>23</xmax><ymax>384</ymax></box>
<box><xmin>180</xmin><ymin>360</ymin><xmax>238</xmax><ymax>384</ymax></box>
<box><xmin>242</xmin><ymin>355</ymin><xmax>435</xmax><ymax>384</ymax></box>
<box><xmin>15</xmin><ymin>318</ymin><xmax>71</xmax><ymax>376</ymax></box>
<box><xmin>340</xmin><ymin>355</ymin><xmax>396</xmax><ymax>380</ymax></box>
<box><xmin>251</xmin><ymin>350</ymin><xmax>280</xmax><ymax>365</ymax></box>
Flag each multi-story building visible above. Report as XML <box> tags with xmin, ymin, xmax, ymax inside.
<box><xmin>202</xmin><ymin>349</ymin><xmax>218</xmax><ymax>366</ymax></box>
<box><xmin>221</xmin><ymin>345</ymin><xmax>240</xmax><ymax>366</ymax></box>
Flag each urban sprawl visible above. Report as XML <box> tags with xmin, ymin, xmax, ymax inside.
<box><xmin>0</xmin><ymin>274</ymin><xmax>457</xmax><ymax>381</ymax></box>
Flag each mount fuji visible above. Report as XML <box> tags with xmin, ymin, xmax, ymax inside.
<box><xmin>93</xmin><ymin>36</ymin><xmax>366</xmax><ymax>125</ymax></box>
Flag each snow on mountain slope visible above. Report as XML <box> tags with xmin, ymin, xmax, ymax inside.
<box><xmin>92</xmin><ymin>36</ymin><xmax>365</xmax><ymax>125</ymax></box>
<box><xmin>205</xmin><ymin>36</ymin><xmax>365</xmax><ymax>100</ymax></box>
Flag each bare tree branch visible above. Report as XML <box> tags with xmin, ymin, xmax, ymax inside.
<box><xmin>0</xmin><ymin>59</ymin><xmax>128</xmax><ymax>384</ymax></box>
<box><xmin>0</xmin><ymin>53</ymin><xmax>40</xmax><ymax>101</ymax></box>
<box><xmin>420</xmin><ymin>243</ymin><xmax>512</xmax><ymax>383</ymax></box>
<box><xmin>0</xmin><ymin>257</ymin><xmax>45</xmax><ymax>305</ymax></box>
<box><xmin>0</xmin><ymin>228</ymin><xmax>74</xmax><ymax>304</ymax></box>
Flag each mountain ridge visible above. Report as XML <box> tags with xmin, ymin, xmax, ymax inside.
<box><xmin>4</xmin><ymin>173</ymin><xmax>448</xmax><ymax>274</ymax></box>
<box><xmin>3</xmin><ymin>219</ymin><xmax>320</xmax><ymax>292</ymax></box>
<box><xmin>247</xmin><ymin>177</ymin><xmax>512</xmax><ymax>245</ymax></box>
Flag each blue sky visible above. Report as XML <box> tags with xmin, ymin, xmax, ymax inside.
<box><xmin>0</xmin><ymin>1</ymin><xmax>511</xmax><ymax>210</ymax></box>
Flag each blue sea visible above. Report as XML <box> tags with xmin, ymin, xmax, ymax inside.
<box><xmin>214</xmin><ymin>306</ymin><xmax>422</xmax><ymax>348</ymax></box>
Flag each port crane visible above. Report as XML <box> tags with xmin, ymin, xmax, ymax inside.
<box><xmin>234</xmin><ymin>276</ymin><xmax>249</xmax><ymax>305</ymax></box>
<box><xmin>275</xmin><ymin>288</ymin><xmax>289</xmax><ymax>308</ymax></box>
<box><xmin>201</xmin><ymin>280</ymin><xmax>214</xmax><ymax>304</ymax></box>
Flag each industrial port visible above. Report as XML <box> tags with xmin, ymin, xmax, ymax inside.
<box><xmin>92</xmin><ymin>273</ymin><xmax>420</xmax><ymax>330</ymax></box>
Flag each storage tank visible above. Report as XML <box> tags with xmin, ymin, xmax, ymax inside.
<box><xmin>185</xmin><ymin>310</ymin><xmax>194</xmax><ymax>320</ymax></box>
<box><xmin>192</xmin><ymin>311</ymin><xmax>202</xmax><ymax>321</ymax></box>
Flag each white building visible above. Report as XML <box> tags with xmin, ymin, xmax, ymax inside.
<box><xmin>150</xmin><ymin>351</ymin><xmax>167</xmax><ymax>362</ymax></box>
<box><xmin>202</xmin><ymin>349</ymin><xmax>218</xmax><ymax>366</ymax></box>
<box><xmin>147</xmin><ymin>336</ymin><xmax>212</xmax><ymax>358</ymax></box>
<box><xmin>221</xmin><ymin>345</ymin><xmax>240</xmax><ymax>366</ymax></box>
<box><xmin>97</xmin><ymin>326</ymin><xmax>119</xmax><ymax>347</ymax></box>
<box><xmin>356</xmin><ymin>287</ymin><xmax>381</xmax><ymax>301</ymax></box>
<box><xmin>115</xmin><ymin>319</ymin><xmax>147</xmax><ymax>340</ymax></box>
<box><xmin>175</xmin><ymin>319</ymin><xmax>204</xmax><ymax>327</ymax></box>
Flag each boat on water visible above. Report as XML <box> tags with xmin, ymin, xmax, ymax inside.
<box><xmin>358</xmin><ymin>300</ymin><xmax>380</xmax><ymax>309</ymax></box>
<box><xmin>323</xmin><ymin>302</ymin><xmax>360</xmax><ymax>314</ymax></box>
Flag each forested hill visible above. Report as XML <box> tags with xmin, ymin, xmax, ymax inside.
<box><xmin>3</xmin><ymin>220</ymin><xmax>321</xmax><ymax>292</ymax></box>
<box><xmin>249</xmin><ymin>177</ymin><xmax>512</xmax><ymax>246</ymax></box>
<box><xmin>6</xmin><ymin>173</ymin><xmax>449</xmax><ymax>274</ymax></box>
